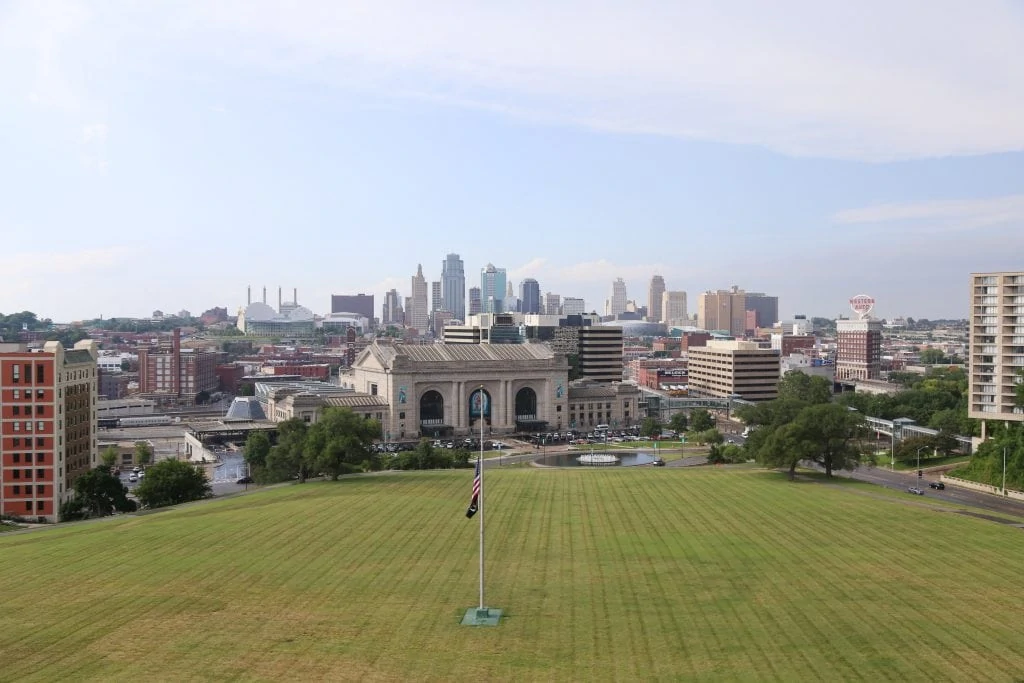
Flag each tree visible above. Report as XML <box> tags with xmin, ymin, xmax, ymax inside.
<box><xmin>195</xmin><ymin>390</ymin><xmax>211</xmax><ymax>405</ymax></box>
<box><xmin>68</xmin><ymin>467</ymin><xmax>137</xmax><ymax>518</ymax></box>
<box><xmin>918</xmin><ymin>348</ymin><xmax>947</xmax><ymax>364</ymax></box>
<box><xmin>239</xmin><ymin>384</ymin><xmax>256</xmax><ymax>397</ymax></box>
<box><xmin>266</xmin><ymin>418</ymin><xmax>309</xmax><ymax>482</ymax></box>
<box><xmin>689</xmin><ymin>409</ymin><xmax>715</xmax><ymax>433</ymax></box>
<box><xmin>668</xmin><ymin>412</ymin><xmax>688</xmax><ymax>433</ymax></box>
<box><xmin>640</xmin><ymin>417</ymin><xmax>662</xmax><ymax>438</ymax></box>
<box><xmin>304</xmin><ymin>407</ymin><xmax>381</xmax><ymax>479</ymax></box>
<box><xmin>691</xmin><ymin>428</ymin><xmax>724</xmax><ymax>446</ymax></box>
<box><xmin>792</xmin><ymin>403</ymin><xmax>867</xmax><ymax>477</ymax></box>
<box><xmin>243</xmin><ymin>430</ymin><xmax>272</xmax><ymax>480</ymax></box>
<box><xmin>777</xmin><ymin>371</ymin><xmax>833</xmax><ymax>405</ymax></box>
<box><xmin>134</xmin><ymin>459</ymin><xmax>212</xmax><ymax>509</ymax></box>
<box><xmin>707</xmin><ymin>443</ymin><xmax>746</xmax><ymax>464</ymax></box>
<box><xmin>134</xmin><ymin>441</ymin><xmax>153</xmax><ymax>467</ymax></box>
<box><xmin>100</xmin><ymin>446</ymin><xmax>119</xmax><ymax>469</ymax></box>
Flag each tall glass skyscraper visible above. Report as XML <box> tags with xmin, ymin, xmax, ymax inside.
<box><xmin>519</xmin><ymin>278</ymin><xmax>541</xmax><ymax>314</ymax></box>
<box><xmin>441</xmin><ymin>253</ymin><xmax>466</xmax><ymax>322</ymax></box>
<box><xmin>480</xmin><ymin>263</ymin><xmax>507</xmax><ymax>313</ymax></box>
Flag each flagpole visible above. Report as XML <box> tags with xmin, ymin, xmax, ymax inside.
<box><xmin>478</xmin><ymin>385</ymin><xmax>485</xmax><ymax>611</ymax></box>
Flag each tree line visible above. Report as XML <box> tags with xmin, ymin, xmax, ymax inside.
<box><xmin>242</xmin><ymin>407</ymin><xmax>476</xmax><ymax>484</ymax></box>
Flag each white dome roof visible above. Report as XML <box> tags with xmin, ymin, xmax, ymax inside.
<box><xmin>243</xmin><ymin>302</ymin><xmax>278</xmax><ymax>322</ymax></box>
<box><xmin>287</xmin><ymin>306</ymin><xmax>314</xmax><ymax>321</ymax></box>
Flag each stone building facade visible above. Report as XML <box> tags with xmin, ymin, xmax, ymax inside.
<box><xmin>350</xmin><ymin>340</ymin><xmax>569</xmax><ymax>439</ymax></box>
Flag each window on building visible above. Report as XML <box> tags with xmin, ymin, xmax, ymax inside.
<box><xmin>37</xmin><ymin>485</ymin><xmax>45</xmax><ymax>495</ymax></box>
<box><xmin>370</xmin><ymin>383</ymin><xmax>378</xmax><ymax>396</ymax></box>
<box><xmin>36</xmin><ymin>421</ymin><xmax>43</xmax><ymax>431</ymax></box>
<box><xmin>399</xmin><ymin>411</ymin><xmax>406</xmax><ymax>419</ymax></box>
<box><xmin>12</xmin><ymin>437</ymin><xmax>19</xmax><ymax>447</ymax></box>
<box><xmin>37</xmin><ymin>469</ymin><xmax>44</xmax><ymax>478</ymax></box>
<box><xmin>36</xmin><ymin>438</ymin><xmax>44</xmax><ymax>447</ymax></box>
<box><xmin>12</xmin><ymin>365</ymin><xmax>20</xmax><ymax>382</ymax></box>
<box><xmin>25</xmin><ymin>501</ymin><xmax>32</xmax><ymax>512</ymax></box>
<box><xmin>13</xmin><ymin>422</ymin><xmax>19</xmax><ymax>431</ymax></box>
<box><xmin>25</xmin><ymin>453</ymin><xmax>33</xmax><ymax>463</ymax></box>
<box><xmin>12</xmin><ymin>389</ymin><xmax>19</xmax><ymax>399</ymax></box>
<box><xmin>36</xmin><ymin>453</ymin><xmax>45</xmax><ymax>463</ymax></box>
<box><xmin>13</xmin><ymin>453</ymin><xmax>20</xmax><ymax>463</ymax></box>
<box><xmin>12</xmin><ymin>485</ymin><xmax>20</xmax><ymax>495</ymax></box>
<box><xmin>25</xmin><ymin>422</ymin><xmax>32</xmax><ymax>431</ymax></box>
<box><xmin>36</xmin><ymin>405</ymin><xmax>43</xmax><ymax>415</ymax></box>
<box><xmin>556</xmin><ymin>405</ymin><xmax>562</xmax><ymax>412</ymax></box>
<box><xmin>36</xmin><ymin>389</ymin><xmax>44</xmax><ymax>399</ymax></box>
<box><xmin>36</xmin><ymin>365</ymin><xmax>44</xmax><ymax>383</ymax></box>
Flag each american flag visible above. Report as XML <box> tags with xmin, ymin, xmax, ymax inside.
<box><xmin>466</xmin><ymin>459</ymin><xmax>481</xmax><ymax>518</ymax></box>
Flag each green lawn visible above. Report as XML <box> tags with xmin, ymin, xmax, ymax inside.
<box><xmin>2</xmin><ymin>468</ymin><xmax>1024</xmax><ymax>681</ymax></box>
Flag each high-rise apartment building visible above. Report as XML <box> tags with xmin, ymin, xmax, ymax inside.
<box><xmin>562</xmin><ymin>297</ymin><xmax>586</xmax><ymax>316</ymax></box>
<box><xmin>480</xmin><ymin>263</ymin><xmax>507</xmax><ymax>313</ymax></box>
<box><xmin>661</xmin><ymin>291</ymin><xmax>688</xmax><ymax>325</ymax></box>
<box><xmin>648</xmin><ymin>275</ymin><xmax>666</xmax><ymax>322</ymax></box>
<box><xmin>544</xmin><ymin>292</ymin><xmax>561</xmax><ymax>315</ymax></box>
<box><xmin>441</xmin><ymin>253</ymin><xmax>466</xmax><ymax>322</ymax></box>
<box><xmin>697</xmin><ymin>287</ymin><xmax>747</xmax><ymax>337</ymax></box>
<box><xmin>835</xmin><ymin>318</ymin><xmax>883</xmax><ymax>381</ymax></box>
<box><xmin>520</xmin><ymin>278</ymin><xmax>542</xmax><ymax>314</ymax></box>
<box><xmin>969</xmin><ymin>272</ymin><xmax>1024</xmax><ymax>434</ymax></box>
<box><xmin>687</xmin><ymin>340</ymin><xmax>780</xmax><ymax>401</ymax></box>
<box><xmin>606</xmin><ymin>278</ymin><xmax>628</xmax><ymax>317</ymax></box>
<box><xmin>744</xmin><ymin>292</ymin><xmax>780</xmax><ymax>329</ymax></box>
<box><xmin>1</xmin><ymin>340</ymin><xmax>99</xmax><ymax>522</ymax></box>
<box><xmin>137</xmin><ymin>328</ymin><xmax>220</xmax><ymax>405</ymax></box>
<box><xmin>468</xmin><ymin>287</ymin><xmax>482</xmax><ymax>316</ymax></box>
<box><xmin>409</xmin><ymin>265</ymin><xmax>429</xmax><ymax>333</ymax></box>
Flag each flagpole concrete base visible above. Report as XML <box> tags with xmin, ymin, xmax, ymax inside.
<box><xmin>461</xmin><ymin>607</ymin><xmax>503</xmax><ymax>626</ymax></box>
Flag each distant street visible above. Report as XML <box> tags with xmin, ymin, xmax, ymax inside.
<box><xmin>828</xmin><ymin>465</ymin><xmax>1024</xmax><ymax>519</ymax></box>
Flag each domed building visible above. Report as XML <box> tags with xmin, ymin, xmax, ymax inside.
<box><xmin>236</xmin><ymin>302</ymin><xmax>315</xmax><ymax>337</ymax></box>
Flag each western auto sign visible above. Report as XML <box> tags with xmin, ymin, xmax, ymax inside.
<box><xmin>849</xmin><ymin>295</ymin><xmax>875</xmax><ymax>318</ymax></box>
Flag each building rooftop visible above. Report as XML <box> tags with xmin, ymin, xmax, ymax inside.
<box><xmin>366</xmin><ymin>341</ymin><xmax>555</xmax><ymax>366</ymax></box>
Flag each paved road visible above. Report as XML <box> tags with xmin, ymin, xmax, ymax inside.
<box><xmin>825</xmin><ymin>465</ymin><xmax>1024</xmax><ymax>519</ymax></box>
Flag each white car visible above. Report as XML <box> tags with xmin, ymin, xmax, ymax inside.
<box><xmin>128</xmin><ymin>473</ymin><xmax>138</xmax><ymax>483</ymax></box>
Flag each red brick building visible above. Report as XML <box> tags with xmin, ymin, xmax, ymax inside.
<box><xmin>1</xmin><ymin>340</ymin><xmax>98</xmax><ymax>522</ymax></box>
<box><xmin>216</xmin><ymin>364</ymin><xmax>245</xmax><ymax>394</ymax></box>
<box><xmin>263</xmin><ymin>364</ymin><xmax>330</xmax><ymax>381</ymax></box>
<box><xmin>137</xmin><ymin>328</ymin><xmax>221</xmax><ymax>406</ymax></box>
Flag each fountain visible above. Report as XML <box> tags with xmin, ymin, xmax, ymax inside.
<box><xmin>576</xmin><ymin>447</ymin><xmax>619</xmax><ymax>466</ymax></box>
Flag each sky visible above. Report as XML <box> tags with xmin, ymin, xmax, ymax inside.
<box><xmin>1</xmin><ymin>1</ymin><xmax>1023</xmax><ymax>323</ymax></box>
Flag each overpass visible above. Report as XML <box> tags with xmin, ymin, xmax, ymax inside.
<box><xmin>640</xmin><ymin>391</ymin><xmax>754</xmax><ymax>420</ymax></box>
<box><xmin>863</xmin><ymin>415</ymin><xmax>973</xmax><ymax>452</ymax></box>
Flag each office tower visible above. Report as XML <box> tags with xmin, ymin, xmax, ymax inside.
<box><xmin>410</xmin><ymin>265</ymin><xmax>429</xmax><ymax>333</ymax></box>
<box><xmin>404</xmin><ymin>297</ymin><xmax>413</xmax><ymax>325</ymax></box>
<box><xmin>544</xmin><ymin>292</ymin><xmax>561</xmax><ymax>315</ymax></box>
<box><xmin>605</xmin><ymin>278</ymin><xmax>628</xmax><ymax>317</ymax></box>
<box><xmin>441</xmin><ymin>253</ymin><xmax>466</xmax><ymax>322</ymax></box>
<box><xmin>688</xmin><ymin>340</ymin><xmax>781</xmax><ymax>401</ymax></box>
<box><xmin>0</xmin><ymin>340</ymin><xmax>99</xmax><ymax>522</ymax></box>
<box><xmin>520</xmin><ymin>279</ymin><xmax>541</xmax><ymax>314</ymax></box>
<box><xmin>431</xmin><ymin>281</ymin><xmax>442</xmax><ymax>312</ymax></box>
<box><xmin>468</xmin><ymin>287</ymin><xmax>482</xmax><ymax>316</ymax></box>
<box><xmin>577</xmin><ymin>326</ymin><xmax>624</xmax><ymax>382</ymax></box>
<box><xmin>835</xmin><ymin>319</ymin><xmax>883</xmax><ymax>381</ymax></box>
<box><xmin>562</xmin><ymin>297</ymin><xmax>586</xmax><ymax>316</ymax></box>
<box><xmin>697</xmin><ymin>286</ymin><xmax>747</xmax><ymax>337</ymax></box>
<box><xmin>648</xmin><ymin>275</ymin><xmax>666</xmax><ymax>322</ymax></box>
<box><xmin>744</xmin><ymin>292</ymin><xmax>780</xmax><ymax>329</ymax></box>
<box><xmin>480</xmin><ymin>263</ymin><xmax>507</xmax><ymax>313</ymax></box>
<box><xmin>331</xmin><ymin>293</ymin><xmax>375</xmax><ymax>320</ymax></box>
<box><xmin>661</xmin><ymin>291</ymin><xmax>688</xmax><ymax>326</ymax></box>
<box><xmin>137</xmin><ymin>328</ymin><xmax>220</xmax><ymax>405</ymax></box>
<box><xmin>383</xmin><ymin>289</ymin><xmax>402</xmax><ymax>325</ymax></box>
<box><xmin>969</xmin><ymin>272</ymin><xmax>1024</xmax><ymax>434</ymax></box>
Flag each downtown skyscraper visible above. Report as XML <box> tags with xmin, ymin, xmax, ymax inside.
<box><xmin>648</xmin><ymin>275</ymin><xmax>666</xmax><ymax>322</ymax></box>
<box><xmin>481</xmin><ymin>263</ymin><xmax>507</xmax><ymax>313</ymax></box>
<box><xmin>520</xmin><ymin>278</ymin><xmax>542</xmax><ymax>314</ymax></box>
<box><xmin>409</xmin><ymin>264</ymin><xmax>429</xmax><ymax>333</ymax></box>
<box><xmin>442</xmin><ymin>253</ymin><xmax>466</xmax><ymax>322</ymax></box>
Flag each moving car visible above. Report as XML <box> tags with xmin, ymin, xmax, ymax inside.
<box><xmin>928</xmin><ymin>481</ymin><xmax>945</xmax><ymax>490</ymax></box>
<box><xmin>906</xmin><ymin>487</ymin><xmax>924</xmax><ymax>495</ymax></box>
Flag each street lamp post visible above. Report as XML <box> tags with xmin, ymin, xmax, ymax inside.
<box><xmin>1003</xmin><ymin>446</ymin><xmax>1008</xmax><ymax>496</ymax></box>
<box><xmin>916</xmin><ymin>446</ymin><xmax>926</xmax><ymax>490</ymax></box>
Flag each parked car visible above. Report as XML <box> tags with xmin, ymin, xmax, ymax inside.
<box><xmin>128</xmin><ymin>473</ymin><xmax>138</xmax><ymax>483</ymax></box>
<box><xmin>906</xmin><ymin>487</ymin><xmax>924</xmax><ymax>495</ymax></box>
<box><xmin>652</xmin><ymin>458</ymin><xmax>666</xmax><ymax>467</ymax></box>
<box><xmin>929</xmin><ymin>481</ymin><xmax>945</xmax><ymax>490</ymax></box>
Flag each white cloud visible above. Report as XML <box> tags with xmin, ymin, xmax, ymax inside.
<box><xmin>5</xmin><ymin>1</ymin><xmax>1024</xmax><ymax>161</ymax></box>
<box><xmin>833</xmin><ymin>194</ymin><xmax>1024</xmax><ymax>231</ymax></box>
<box><xmin>81</xmin><ymin>122</ymin><xmax>107</xmax><ymax>143</ymax></box>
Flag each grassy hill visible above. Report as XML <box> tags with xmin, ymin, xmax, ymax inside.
<box><xmin>2</xmin><ymin>468</ymin><xmax>1023</xmax><ymax>681</ymax></box>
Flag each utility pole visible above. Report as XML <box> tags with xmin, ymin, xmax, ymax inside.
<box><xmin>1003</xmin><ymin>446</ymin><xmax>1008</xmax><ymax>496</ymax></box>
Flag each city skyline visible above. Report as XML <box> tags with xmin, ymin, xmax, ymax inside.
<box><xmin>2</xmin><ymin>3</ymin><xmax>1022</xmax><ymax>322</ymax></box>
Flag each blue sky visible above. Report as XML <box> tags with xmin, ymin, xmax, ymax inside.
<box><xmin>1</xmin><ymin>1</ymin><xmax>1023</xmax><ymax>322</ymax></box>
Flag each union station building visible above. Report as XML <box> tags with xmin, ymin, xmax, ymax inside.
<box><xmin>350</xmin><ymin>340</ymin><xmax>572</xmax><ymax>440</ymax></box>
